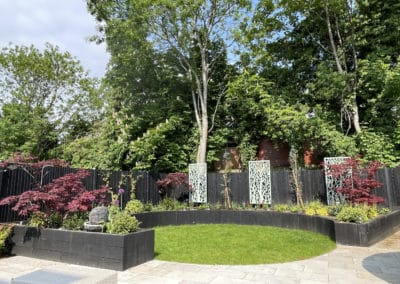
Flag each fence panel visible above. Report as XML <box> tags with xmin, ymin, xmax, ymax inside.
<box><xmin>300</xmin><ymin>170</ymin><xmax>326</xmax><ymax>203</ymax></box>
<box><xmin>2</xmin><ymin>165</ymin><xmax>400</xmax><ymax>223</ymax></box>
<box><xmin>271</xmin><ymin>170</ymin><xmax>293</xmax><ymax>204</ymax></box>
<box><xmin>228</xmin><ymin>172</ymin><xmax>249</xmax><ymax>205</ymax></box>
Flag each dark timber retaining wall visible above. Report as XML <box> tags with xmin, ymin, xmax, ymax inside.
<box><xmin>134</xmin><ymin>209</ymin><xmax>400</xmax><ymax>247</ymax></box>
<box><xmin>10</xmin><ymin>226</ymin><xmax>154</xmax><ymax>271</ymax></box>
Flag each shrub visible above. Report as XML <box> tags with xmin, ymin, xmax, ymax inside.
<box><xmin>336</xmin><ymin>205</ymin><xmax>369</xmax><ymax>223</ymax></box>
<box><xmin>325</xmin><ymin>157</ymin><xmax>384</xmax><ymax>205</ymax></box>
<box><xmin>304</xmin><ymin>201</ymin><xmax>328</xmax><ymax>216</ymax></box>
<box><xmin>378</xmin><ymin>207</ymin><xmax>391</xmax><ymax>215</ymax></box>
<box><xmin>156</xmin><ymin>173</ymin><xmax>191</xmax><ymax>201</ymax></box>
<box><xmin>143</xmin><ymin>203</ymin><xmax>153</xmax><ymax>212</ymax></box>
<box><xmin>124</xmin><ymin>199</ymin><xmax>145</xmax><ymax>215</ymax></box>
<box><xmin>0</xmin><ymin>159</ymin><xmax>110</xmax><ymax>227</ymax></box>
<box><xmin>62</xmin><ymin>213</ymin><xmax>87</xmax><ymax>231</ymax></box>
<box><xmin>107</xmin><ymin>212</ymin><xmax>140</xmax><ymax>234</ymax></box>
<box><xmin>273</xmin><ymin>204</ymin><xmax>290</xmax><ymax>212</ymax></box>
<box><xmin>0</xmin><ymin>224</ymin><xmax>14</xmax><ymax>256</ymax></box>
<box><xmin>28</xmin><ymin>212</ymin><xmax>47</xmax><ymax>227</ymax></box>
<box><xmin>327</xmin><ymin>204</ymin><xmax>344</xmax><ymax>217</ymax></box>
<box><xmin>155</xmin><ymin>197</ymin><xmax>186</xmax><ymax>211</ymax></box>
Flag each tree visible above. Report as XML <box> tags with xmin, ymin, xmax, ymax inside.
<box><xmin>87</xmin><ymin>0</ymin><xmax>250</xmax><ymax>164</ymax></box>
<box><xmin>0</xmin><ymin>44</ymin><xmax>100</xmax><ymax>159</ymax></box>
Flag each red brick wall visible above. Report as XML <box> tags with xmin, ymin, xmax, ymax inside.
<box><xmin>257</xmin><ymin>139</ymin><xmax>290</xmax><ymax>167</ymax></box>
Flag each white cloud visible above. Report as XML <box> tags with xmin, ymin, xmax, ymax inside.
<box><xmin>0</xmin><ymin>0</ymin><xmax>109</xmax><ymax>77</ymax></box>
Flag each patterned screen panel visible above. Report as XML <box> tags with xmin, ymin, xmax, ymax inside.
<box><xmin>189</xmin><ymin>163</ymin><xmax>207</xmax><ymax>203</ymax></box>
<box><xmin>249</xmin><ymin>160</ymin><xmax>271</xmax><ymax>205</ymax></box>
<box><xmin>323</xmin><ymin>157</ymin><xmax>351</xmax><ymax>205</ymax></box>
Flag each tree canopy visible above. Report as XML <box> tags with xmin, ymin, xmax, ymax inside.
<box><xmin>1</xmin><ymin>0</ymin><xmax>399</xmax><ymax>169</ymax></box>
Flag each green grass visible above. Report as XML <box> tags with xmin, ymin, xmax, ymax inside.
<box><xmin>155</xmin><ymin>224</ymin><xmax>336</xmax><ymax>265</ymax></box>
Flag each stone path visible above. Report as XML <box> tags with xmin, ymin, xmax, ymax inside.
<box><xmin>0</xmin><ymin>230</ymin><xmax>399</xmax><ymax>283</ymax></box>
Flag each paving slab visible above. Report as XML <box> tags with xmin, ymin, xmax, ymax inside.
<box><xmin>0</xmin><ymin>230</ymin><xmax>399</xmax><ymax>283</ymax></box>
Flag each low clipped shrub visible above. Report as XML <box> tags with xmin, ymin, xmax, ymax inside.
<box><xmin>0</xmin><ymin>224</ymin><xmax>14</xmax><ymax>256</ymax></box>
<box><xmin>304</xmin><ymin>201</ymin><xmax>328</xmax><ymax>216</ymax></box>
<box><xmin>124</xmin><ymin>199</ymin><xmax>145</xmax><ymax>215</ymax></box>
<box><xmin>327</xmin><ymin>204</ymin><xmax>344</xmax><ymax>217</ymax></box>
<box><xmin>273</xmin><ymin>204</ymin><xmax>290</xmax><ymax>212</ymax></box>
<box><xmin>107</xmin><ymin>212</ymin><xmax>140</xmax><ymax>234</ymax></box>
<box><xmin>155</xmin><ymin>197</ymin><xmax>186</xmax><ymax>211</ymax></box>
<box><xmin>28</xmin><ymin>212</ymin><xmax>48</xmax><ymax>227</ymax></box>
<box><xmin>378</xmin><ymin>207</ymin><xmax>391</xmax><ymax>215</ymax></box>
<box><xmin>336</xmin><ymin>205</ymin><xmax>369</xmax><ymax>223</ymax></box>
<box><xmin>62</xmin><ymin>213</ymin><xmax>87</xmax><ymax>231</ymax></box>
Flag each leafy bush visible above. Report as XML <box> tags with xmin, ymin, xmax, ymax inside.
<box><xmin>143</xmin><ymin>203</ymin><xmax>153</xmax><ymax>212</ymax></box>
<box><xmin>154</xmin><ymin>197</ymin><xmax>186</xmax><ymax>211</ymax></box>
<box><xmin>0</xmin><ymin>159</ymin><xmax>110</xmax><ymax>227</ymax></box>
<box><xmin>327</xmin><ymin>204</ymin><xmax>344</xmax><ymax>217</ymax></box>
<box><xmin>107</xmin><ymin>212</ymin><xmax>140</xmax><ymax>234</ymax></box>
<box><xmin>62</xmin><ymin>213</ymin><xmax>87</xmax><ymax>231</ymax></box>
<box><xmin>273</xmin><ymin>204</ymin><xmax>290</xmax><ymax>212</ymax></box>
<box><xmin>304</xmin><ymin>201</ymin><xmax>328</xmax><ymax>216</ymax></box>
<box><xmin>28</xmin><ymin>212</ymin><xmax>47</xmax><ymax>227</ymax></box>
<box><xmin>336</xmin><ymin>205</ymin><xmax>369</xmax><ymax>223</ymax></box>
<box><xmin>0</xmin><ymin>224</ymin><xmax>14</xmax><ymax>256</ymax></box>
<box><xmin>378</xmin><ymin>207</ymin><xmax>391</xmax><ymax>215</ymax></box>
<box><xmin>325</xmin><ymin>157</ymin><xmax>384</xmax><ymax>205</ymax></box>
<box><xmin>156</xmin><ymin>173</ymin><xmax>191</xmax><ymax>201</ymax></box>
<box><xmin>124</xmin><ymin>199</ymin><xmax>145</xmax><ymax>215</ymax></box>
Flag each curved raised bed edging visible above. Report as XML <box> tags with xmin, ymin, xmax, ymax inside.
<box><xmin>134</xmin><ymin>209</ymin><xmax>400</xmax><ymax>247</ymax></box>
<box><xmin>10</xmin><ymin>226</ymin><xmax>154</xmax><ymax>271</ymax></box>
<box><xmin>134</xmin><ymin>210</ymin><xmax>336</xmax><ymax>241</ymax></box>
<box><xmin>334</xmin><ymin>209</ymin><xmax>400</xmax><ymax>246</ymax></box>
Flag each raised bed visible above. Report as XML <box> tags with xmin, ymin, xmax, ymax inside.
<box><xmin>334</xmin><ymin>209</ymin><xmax>400</xmax><ymax>246</ymax></box>
<box><xmin>134</xmin><ymin>209</ymin><xmax>400</xmax><ymax>247</ymax></box>
<box><xmin>10</xmin><ymin>226</ymin><xmax>154</xmax><ymax>271</ymax></box>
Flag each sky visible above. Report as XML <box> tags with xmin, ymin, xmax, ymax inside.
<box><xmin>0</xmin><ymin>0</ymin><xmax>109</xmax><ymax>78</ymax></box>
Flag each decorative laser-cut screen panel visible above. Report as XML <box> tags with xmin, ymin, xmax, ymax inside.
<box><xmin>189</xmin><ymin>163</ymin><xmax>207</xmax><ymax>203</ymax></box>
<box><xmin>324</xmin><ymin>157</ymin><xmax>351</xmax><ymax>205</ymax></box>
<box><xmin>249</xmin><ymin>160</ymin><xmax>271</xmax><ymax>205</ymax></box>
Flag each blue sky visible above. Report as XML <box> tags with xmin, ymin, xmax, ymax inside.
<box><xmin>0</xmin><ymin>0</ymin><xmax>109</xmax><ymax>78</ymax></box>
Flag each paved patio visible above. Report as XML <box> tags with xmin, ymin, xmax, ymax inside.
<box><xmin>0</xmin><ymin>230</ymin><xmax>399</xmax><ymax>283</ymax></box>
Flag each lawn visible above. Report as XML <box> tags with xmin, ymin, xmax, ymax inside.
<box><xmin>155</xmin><ymin>224</ymin><xmax>336</xmax><ymax>264</ymax></box>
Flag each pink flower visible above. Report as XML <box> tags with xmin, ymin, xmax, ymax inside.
<box><xmin>114</xmin><ymin>199</ymin><xmax>120</xmax><ymax>206</ymax></box>
<box><xmin>118</xmin><ymin>188</ymin><xmax>125</xmax><ymax>194</ymax></box>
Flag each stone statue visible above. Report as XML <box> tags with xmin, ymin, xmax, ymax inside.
<box><xmin>84</xmin><ymin>206</ymin><xmax>108</xmax><ymax>232</ymax></box>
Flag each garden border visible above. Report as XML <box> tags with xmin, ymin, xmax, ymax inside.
<box><xmin>134</xmin><ymin>209</ymin><xmax>400</xmax><ymax>246</ymax></box>
<box><xmin>10</xmin><ymin>226</ymin><xmax>154</xmax><ymax>271</ymax></box>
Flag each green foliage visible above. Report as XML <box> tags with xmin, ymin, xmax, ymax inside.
<box><xmin>48</xmin><ymin>213</ymin><xmax>63</xmax><ymax>229</ymax></box>
<box><xmin>154</xmin><ymin>197</ymin><xmax>187</xmax><ymax>211</ymax></box>
<box><xmin>62</xmin><ymin>213</ymin><xmax>87</xmax><ymax>231</ymax></box>
<box><xmin>0</xmin><ymin>44</ymin><xmax>99</xmax><ymax>160</ymax></box>
<box><xmin>107</xmin><ymin>212</ymin><xmax>140</xmax><ymax>234</ymax></box>
<box><xmin>0</xmin><ymin>224</ymin><xmax>14</xmax><ymax>256</ymax></box>
<box><xmin>304</xmin><ymin>201</ymin><xmax>328</xmax><ymax>216</ymax></box>
<box><xmin>336</xmin><ymin>205</ymin><xmax>369</xmax><ymax>223</ymax></box>
<box><xmin>124</xmin><ymin>199</ymin><xmax>145</xmax><ymax>215</ymax></box>
<box><xmin>28</xmin><ymin>212</ymin><xmax>48</xmax><ymax>227</ymax></box>
<box><xmin>127</xmin><ymin>116</ymin><xmax>192</xmax><ymax>172</ymax></box>
<box><xmin>327</xmin><ymin>204</ymin><xmax>344</xmax><ymax>217</ymax></box>
<box><xmin>356</xmin><ymin>131</ymin><xmax>399</xmax><ymax>167</ymax></box>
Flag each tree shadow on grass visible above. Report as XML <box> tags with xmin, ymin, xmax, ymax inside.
<box><xmin>362</xmin><ymin>252</ymin><xmax>400</xmax><ymax>284</ymax></box>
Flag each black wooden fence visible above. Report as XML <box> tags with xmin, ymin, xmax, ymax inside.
<box><xmin>1</xmin><ymin>166</ymin><xmax>400</xmax><ymax>222</ymax></box>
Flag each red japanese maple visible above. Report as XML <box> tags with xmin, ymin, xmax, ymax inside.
<box><xmin>326</xmin><ymin>158</ymin><xmax>384</xmax><ymax>205</ymax></box>
<box><xmin>0</xmin><ymin>156</ymin><xmax>110</xmax><ymax>218</ymax></box>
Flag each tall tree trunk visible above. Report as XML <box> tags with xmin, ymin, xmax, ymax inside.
<box><xmin>324</xmin><ymin>0</ymin><xmax>362</xmax><ymax>134</ymax></box>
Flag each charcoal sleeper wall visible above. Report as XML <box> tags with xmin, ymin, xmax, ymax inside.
<box><xmin>11</xmin><ymin>226</ymin><xmax>154</xmax><ymax>271</ymax></box>
<box><xmin>134</xmin><ymin>209</ymin><xmax>400</xmax><ymax>246</ymax></box>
